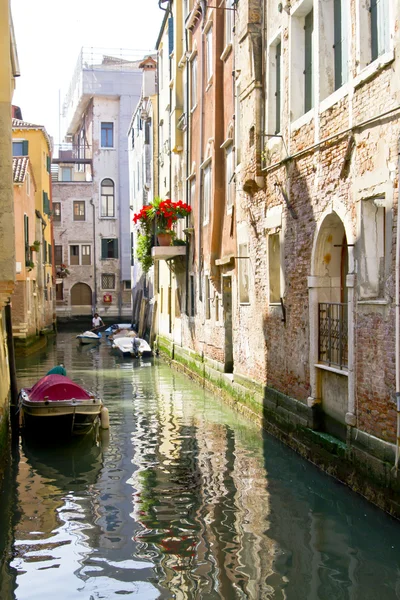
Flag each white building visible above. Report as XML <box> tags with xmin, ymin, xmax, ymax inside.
<box><xmin>128</xmin><ymin>56</ymin><xmax>157</xmax><ymax>329</ymax></box>
<box><xmin>53</xmin><ymin>48</ymin><xmax>144</xmax><ymax>319</ymax></box>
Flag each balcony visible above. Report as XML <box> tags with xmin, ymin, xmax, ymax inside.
<box><xmin>151</xmin><ymin>245</ymin><xmax>186</xmax><ymax>260</ymax></box>
<box><xmin>52</xmin><ymin>144</ymin><xmax>93</xmax><ymax>183</ymax></box>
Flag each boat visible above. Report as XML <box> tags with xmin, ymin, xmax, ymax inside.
<box><xmin>111</xmin><ymin>336</ymin><xmax>153</xmax><ymax>358</ymax></box>
<box><xmin>76</xmin><ymin>330</ymin><xmax>102</xmax><ymax>345</ymax></box>
<box><xmin>19</xmin><ymin>374</ymin><xmax>108</xmax><ymax>435</ymax></box>
<box><xmin>104</xmin><ymin>323</ymin><xmax>134</xmax><ymax>336</ymax></box>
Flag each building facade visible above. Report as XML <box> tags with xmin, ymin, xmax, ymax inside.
<box><xmin>53</xmin><ymin>49</ymin><xmax>143</xmax><ymax>319</ymax></box>
<box><xmin>142</xmin><ymin>0</ymin><xmax>400</xmax><ymax>509</ymax></box>
<box><xmin>12</xmin><ymin>119</ymin><xmax>56</xmax><ymax>336</ymax></box>
<box><xmin>0</xmin><ymin>0</ymin><xmax>19</xmax><ymax>473</ymax></box>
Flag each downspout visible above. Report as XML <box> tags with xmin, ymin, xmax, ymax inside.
<box><xmin>198</xmin><ymin>3</ymin><xmax>206</xmax><ymax>301</ymax></box>
<box><xmin>185</xmin><ymin>25</ymin><xmax>190</xmax><ymax>315</ymax></box>
<box><xmin>395</xmin><ymin>137</ymin><xmax>400</xmax><ymax>468</ymax></box>
<box><xmin>90</xmin><ymin>198</ymin><xmax>97</xmax><ymax>313</ymax></box>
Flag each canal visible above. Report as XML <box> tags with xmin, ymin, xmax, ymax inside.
<box><xmin>1</xmin><ymin>332</ymin><xmax>400</xmax><ymax>599</ymax></box>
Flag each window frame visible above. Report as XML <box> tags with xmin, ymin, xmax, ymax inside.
<box><xmin>206</xmin><ymin>26</ymin><xmax>213</xmax><ymax>83</ymax></box>
<box><xmin>100</xmin><ymin>178</ymin><xmax>115</xmax><ymax>218</ymax></box>
<box><xmin>73</xmin><ymin>201</ymin><xmax>86</xmax><ymax>221</ymax></box>
<box><xmin>100</xmin><ymin>122</ymin><xmax>114</xmax><ymax>148</ymax></box>
<box><xmin>101</xmin><ymin>273</ymin><xmax>116</xmax><ymax>290</ymax></box>
<box><xmin>81</xmin><ymin>244</ymin><xmax>91</xmax><ymax>265</ymax></box>
<box><xmin>53</xmin><ymin>202</ymin><xmax>61</xmax><ymax>222</ymax></box>
<box><xmin>69</xmin><ymin>244</ymin><xmax>80</xmax><ymax>266</ymax></box>
<box><xmin>101</xmin><ymin>238</ymin><xmax>119</xmax><ymax>260</ymax></box>
<box><xmin>202</xmin><ymin>161</ymin><xmax>212</xmax><ymax>226</ymax></box>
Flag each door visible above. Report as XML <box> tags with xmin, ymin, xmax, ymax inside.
<box><xmin>223</xmin><ymin>276</ymin><xmax>233</xmax><ymax>373</ymax></box>
<box><xmin>71</xmin><ymin>283</ymin><xmax>92</xmax><ymax>306</ymax></box>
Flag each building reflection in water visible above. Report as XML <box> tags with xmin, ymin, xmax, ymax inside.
<box><xmin>130</xmin><ymin>369</ymin><xmax>278</xmax><ymax>599</ymax></box>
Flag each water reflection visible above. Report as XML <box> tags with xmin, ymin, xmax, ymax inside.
<box><xmin>1</xmin><ymin>333</ymin><xmax>400</xmax><ymax>598</ymax></box>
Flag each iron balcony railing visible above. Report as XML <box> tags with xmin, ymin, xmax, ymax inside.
<box><xmin>318</xmin><ymin>302</ymin><xmax>348</xmax><ymax>369</ymax></box>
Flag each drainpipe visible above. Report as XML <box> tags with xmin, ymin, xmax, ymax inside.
<box><xmin>198</xmin><ymin>3</ymin><xmax>206</xmax><ymax>301</ymax></box>
<box><xmin>185</xmin><ymin>26</ymin><xmax>190</xmax><ymax>315</ymax></box>
<box><xmin>90</xmin><ymin>198</ymin><xmax>97</xmax><ymax>313</ymax></box>
<box><xmin>395</xmin><ymin>137</ymin><xmax>400</xmax><ymax>468</ymax></box>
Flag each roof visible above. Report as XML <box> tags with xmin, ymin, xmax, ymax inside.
<box><xmin>12</xmin><ymin>118</ymin><xmax>53</xmax><ymax>152</ymax></box>
<box><xmin>12</xmin><ymin>156</ymin><xmax>29</xmax><ymax>183</ymax></box>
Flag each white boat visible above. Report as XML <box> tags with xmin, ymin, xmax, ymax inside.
<box><xmin>105</xmin><ymin>323</ymin><xmax>133</xmax><ymax>336</ymax></box>
<box><xmin>76</xmin><ymin>331</ymin><xmax>102</xmax><ymax>345</ymax></box>
<box><xmin>111</xmin><ymin>336</ymin><xmax>153</xmax><ymax>358</ymax></box>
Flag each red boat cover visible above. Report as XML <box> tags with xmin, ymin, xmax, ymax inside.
<box><xmin>26</xmin><ymin>375</ymin><xmax>92</xmax><ymax>402</ymax></box>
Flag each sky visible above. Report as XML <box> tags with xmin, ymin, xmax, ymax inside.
<box><xmin>11</xmin><ymin>0</ymin><xmax>164</xmax><ymax>145</ymax></box>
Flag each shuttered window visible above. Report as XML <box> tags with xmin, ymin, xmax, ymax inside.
<box><xmin>55</xmin><ymin>245</ymin><xmax>62</xmax><ymax>265</ymax></box>
<box><xmin>275</xmin><ymin>41</ymin><xmax>282</xmax><ymax>133</ymax></box>
<box><xmin>304</xmin><ymin>10</ymin><xmax>314</xmax><ymax>113</ymax></box>
<box><xmin>13</xmin><ymin>140</ymin><xmax>29</xmax><ymax>156</ymax></box>
<box><xmin>334</xmin><ymin>0</ymin><xmax>348</xmax><ymax>90</ymax></box>
<box><xmin>371</xmin><ymin>0</ymin><xmax>390</xmax><ymax>61</ymax></box>
<box><xmin>48</xmin><ymin>244</ymin><xmax>52</xmax><ymax>264</ymax></box>
<box><xmin>101</xmin><ymin>238</ymin><xmax>119</xmax><ymax>259</ymax></box>
<box><xmin>43</xmin><ymin>191</ymin><xmax>50</xmax><ymax>215</ymax></box>
<box><xmin>24</xmin><ymin>214</ymin><xmax>30</xmax><ymax>265</ymax></box>
<box><xmin>168</xmin><ymin>17</ymin><xmax>174</xmax><ymax>55</ymax></box>
<box><xmin>46</xmin><ymin>156</ymin><xmax>51</xmax><ymax>173</ymax></box>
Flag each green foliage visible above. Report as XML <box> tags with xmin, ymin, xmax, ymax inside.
<box><xmin>172</xmin><ymin>238</ymin><xmax>186</xmax><ymax>246</ymax></box>
<box><xmin>136</xmin><ymin>233</ymin><xmax>154</xmax><ymax>273</ymax></box>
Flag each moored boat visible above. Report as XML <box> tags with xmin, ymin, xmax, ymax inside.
<box><xmin>104</xmin><ymin>323</ymin><xmax>134</xmax><ymax>336</ymax></box>
<box><xmin>19</xmin><ymin>374</ymin><xmax>108</xmax><ymax>435</ymax></box>
<box><xmin>76</xmin><ymin>330</ymin><xmax>102</xmax><ymax>345</ymax></box>
<box><xmin>111</xmin><ymin>336</ymin><xmax>153</xmax><ymax>358</ymax></box>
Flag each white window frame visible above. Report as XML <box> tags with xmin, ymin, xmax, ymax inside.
<box><xmin>290</xmin><ymin>0</ymin><xmax>314</xmax><ymax>122</ymax></box>
<box><xmin>238</xmin><ymin>242</ymin><xmax>250</xmax><ymax>304</ymax></box>
<box><xmin>190</xmin><ymin>54</ymin><xmax>198</xmax><ymax>110</ymax></box>
<box><xmin>267</xmin><ymin>33</ymin><xmax>282</xmax><ymax>136</ymax></box>
<box><xmin>202</xmin><ymin>160</ymin><xmax>212</xmax><ymax>226</ymax></box>
<box><xmin>225</xmin><ymin>143</ymin><xmax>234</xmax><ymax>214</ymax></box>
<box><xmin>206</xmin><ymin>26</ymin><xmax>213</xmax><ymax>83</ymax></box>
<box><xmin>225</xmin><ymin>0</ymin><xmax>234</xmax><ymax>48</ymax></box>
<box><xmin>100</xmin><ymin>178</ymin><xmax>115</xmax><ymax>218</ymax></box>
<box><xmin>81</xmin><ymin>244</ymin><xmax>91</xmax><ymax>266</ymax></box>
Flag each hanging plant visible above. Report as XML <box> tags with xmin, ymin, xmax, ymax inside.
<box><xmin>132</xmin><ymin>197</ymin><xmax>191</xmax><ymax>269</ymax></box>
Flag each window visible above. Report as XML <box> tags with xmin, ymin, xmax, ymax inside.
<box><xmin>370</xmin><ymin>0</ymin><xmax>390</xmax><ymax>61</ymax></box>
<box><xmin>53</xmin><ymin>202</ymin><xmax>61</xmax><ymax>222</ymax></box>
<box><xmin>190</xmin><ymin>274</ymin><xmax>195</xmax><ymax>317</ymax></box>
<box><xmin>238</xmin><ymin>243</ymin><xmax>250</xmax><ymax>303</ymax></box>
<box><xmin>73</xmin><ymin>201</ymin><xmax>85</xmax><ymax>221</ymax></box>
<box><xmin>54</xmin><ymin>245</ymin><xmax>62</xmax><ymax>265</ymax></box>
<box><xmin>206</xmin><ymin>27</ymin><xmax>213</xmax><ymax>81</ymax></box>
<box><xmin>333</xmin><ymin>0</ymin><xmax>349</xmax><ymax>90</ymax></box>
<box><xmin>12</xmin><ymin>140</ymin><xmax>28</xmax><ymax>156</ymax></box>
<box><xmin>70</xmin><ymin>245</ymin><xmax>79</xmax><ymax>265</ymax></box>
<box><xmin>268</xmin><ymin>233</ymin><xmax>281</xmax><ymax>303</ymax></box>
<box><xmin>26</xmin><ymin>172</ymin><xmax>30</xmax><ymax>196</ymax></box>
<box><xmin>225</xmin><ymin>145</ymin><xmax>234</xmax><ymax>212</ymax></box>
<box><xmin>46</xmin><ymin>156</ymin><xmax>51</xmax><ymax>174</ymax></box>
<box><xmin>202</xmin><ymin>163</ymin><xmax>212</xmax><ymax>225</ymax></box>
<box><xmin>56</xmin><ymin>282</ymin><xmax>63</xmax><ymax>301</ymax></box>
<box><xmin>101</xmin><ymin>178</ymin><xmax>115</xmax><ymax>217</ymax></box>
<box><xmin>101</xmin><ymin>238</ymin><xmax>119</xmax><ymax>259</ymax></box>
<box><xmin>24</xmin><ymin>214</ymin><xmax>30</xmax><ymax>266</ymax></box>
<box><xmin>159</xmin><ymin>50</ymin><xmax>163</xmax><ymax>89</ymax></box>
<box><xmin>131</xmin><ymin>129</ymin><xmax>135</xmax><ymax>149</ymax></box>
<box><xmin>189</xmin><ymin>177</ymin><xmax>196</xmax><ymax>208</ymax></box>
<box><xmin>123</xmin><ymin>280</ymin><xmax>132</xmax><ymax>290</ymax></box>
<box><xmin>82</xmin><ymin>245</ymin><xmax>91</xmax><ymax>265</ymax></box>
<box><xmin>61</xmin><ymin>167</ymin><xmax>72</xmax><ymax>182</ymax></box>
<box><xmin>267</xmin><ymin>38</ymin><xmax>282</xmax><ymax>135</ymax></box>
<box><xmin>291</xmin><ymin>2</ymin><xmax>314</xmax><ymax>121</ymax></box>
<box><xmin>48</xmin><ymin>244</ymin><xmax>52</xmax><ymax>264</ymax></box>
<box><xmin>102</xmin><ymin>273</ymin><xmax>116</xmax><ymax>289</ymax></box>
<box><xmin>225</xmin><ymin>0</ymin><xmax>234</xmax><ymax>46</ymax></box>
<box><xmin>101</xmin><ymin>122</ymin><xmax>114</xmax><ymax>148</ymax></box>
<box><xmin>43</xmin><ymin>191</ymin><xmax>51</xmax><ymax>215</ymax></box>
<box><xmin>190</xmin><ymin>56</ymin><xmax>198</xmax><ymax>109</ymax></box>
<box><xmin>205</xmin><ymin>277</ymin><xmax>211</xmax><ymax>319</ymax></box>
<box><xmin>304</xmin><ymin>9</ymin><xmax>314</xmax><ymax>113</ymax></box>
<box><xmin>359</xmin><ymin>197</ymin><xmax>385</xmax><ymax>298</ymax></box>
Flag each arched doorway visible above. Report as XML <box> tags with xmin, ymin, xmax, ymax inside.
<box><xmin>309</xmin><ymin>211</ymin><xmax>351</xmax><ymax>439</ymax></box>
<box><xmin>70</xmin><ymin>283</ymin><xmax>92</xmax><ymax>315</ymax></box>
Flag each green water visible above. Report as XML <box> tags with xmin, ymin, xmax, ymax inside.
<box><xmin>0</xmin><ymin>332</ymin><xmax>400</xmax><ymax>599</ymax></box>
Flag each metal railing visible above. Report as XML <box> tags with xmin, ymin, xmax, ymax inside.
<box><xmin>318</xmin><ymin>302</ymin><xmax>348</xmax><ymax>369</ymax></box>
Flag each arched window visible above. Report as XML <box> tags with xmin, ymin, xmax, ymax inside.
<box><xmin>101</xmin><ymin>178</ymin><xmax>115</xmax><ymax>217</ymax></box>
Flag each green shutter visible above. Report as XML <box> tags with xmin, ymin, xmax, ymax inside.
<box><xmin>114</xmin><ymin>239</ymin><xmax>119</xmax><ymax>259</ymax></box>
<box><xmin>46</xmin><ymin>156</ymin><xmax>51</xmax><ymax>173</ymax></box>
<box><xmin>43</xmin><ymin>191</ymin><xmax>50</xmax><ymax>215</ymax></box>
<box><xmin>275</xmin><ymin>41</ymin><xmax>281</xmax><ymax>134</ymax></box>
<box><xmin>22</xmin><ymin>140</ymin><xmax>29</xmax><ymax>156</ymax></box>
<box><xmin>304</xmin><ymin>9</ymin><xmax>314</xmax><ymax>113</ymax></box>
<box><xmin>43</xmin><ymin>240</ymin><xmax>47</xmax><ymax>263</ymax></box>
<box><xmin>48</xmin><ymin>244</ymin><xmax>52</xmax><ymax>264</ymax></box>
<box><xmin>101</xmin><ymin>238</ymin><xmax>108</xmax><ymax>259</ymax></box>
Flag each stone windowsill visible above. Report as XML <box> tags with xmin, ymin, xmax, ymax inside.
<box><xmin>315</xmin><ymin>363</ymin><xmax>348</xmax><ymax>376</ymax></box>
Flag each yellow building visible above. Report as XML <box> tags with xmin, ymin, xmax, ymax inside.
<box><xmin>0</xmin><ymin>0</ymin><xmax>19</xmax><ymax>477</ymax></box>
<box><xmin>12</xmin><ymin>156</ymin><xmax>40</xmax><ymax>340</ymax></box>
<box><xmin>12</xmin><ymin>119</ymin><xmax>55</xmax><ymax>336</ymax></box>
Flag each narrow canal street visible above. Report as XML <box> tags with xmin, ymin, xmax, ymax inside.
<box><xmin>1</xmin><ymin>333</ymin><xmax>400</xmax><ymax>599</ymax></box>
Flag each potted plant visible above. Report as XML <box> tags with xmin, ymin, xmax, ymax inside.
<box><xmin>132</xmin><ymin>198</ymin><xmax>191</xmax><ymax>269</ymax></box>
<box><xmin>26</xmin><ymin>260</ymin><xmax>35</xmax><ymax>271</ymax></box>
<box><xmin>56</xmin><ymin>264</ymin><xmax>70</xmax><ymax>278</ymax></box>
<box><xmin>29</xmin><ymin>240</ymin><xmax>41</xmax><ymax>252</ymax></box>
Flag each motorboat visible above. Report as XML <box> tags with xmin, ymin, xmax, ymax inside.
<box><xmin>19</xmin><ymin>374</ymin><xmax>109</xmax><ymax>435</ymax></box>
<box><xmin>111</xmin><ymin>336</ymin><xmax>153</xmax><ymax>358</ymax></box>
<box><xmin>76</xmin><ymin>330</ymin><xmax>102</xmax><ymax>345</ymax></box>
<box><xmin>105</xmin><ymin>323</ymin><xmax>134</xmax><ymax>336</ymax></box>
